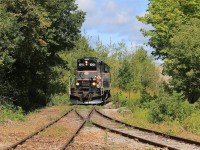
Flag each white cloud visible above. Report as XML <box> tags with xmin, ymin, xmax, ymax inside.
<box><xmin>104</xmin><ymin>0</ymin><xmax>117</xmax><ymax>12</ymax></box>
<box><xmin>115</xmin><ymin>12</ymin><xmax>132</xmax><ymax>25</ymax></box>
<box><xmin>76</xmin><ymin>0</ymin><xmax>96</xmax><ymax>12</ymax></box>
<box><xmin>76</xmin><ymin>0</ymin><xmax>150</xmax><ymax>45</ymax></box>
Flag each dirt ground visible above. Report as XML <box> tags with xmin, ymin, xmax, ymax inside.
<box><xmin>0</xmin><ymin>105</ymin><xmax>70</xmax><ymax>149</ymax></box>
<box><xmin>0</xmin><ymin>103</ymin><xmax>199</xmax><ymax>149</ymax></box>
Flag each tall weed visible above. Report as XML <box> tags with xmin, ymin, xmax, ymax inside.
<box><xmin>183</xmin><ymin>111</ymin><xmax>200</xmax><ymax>135</ymax></box>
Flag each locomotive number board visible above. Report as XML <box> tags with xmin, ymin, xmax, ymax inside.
<box><xmin>77</xmin><ymin>59</ymin><xmax>97</xmax><ymax>70</ymax></box>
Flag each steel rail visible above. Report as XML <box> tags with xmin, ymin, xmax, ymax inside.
<box><xmin>75</xmin><ymin>109</ymin><xmax>177</xmax><ymax>150</ymax></box>
<box><xmin>60</xmin><ymin>108</ymin><xmax>95</xmax><ymax>150</ymax></box>
<box><xmin>95</xmin><ymin>109</ymin><xmax>200</xmax><ymax>147</ymax></box>
<box><xmin>5</xmin><ymin>108</ymin><xmax>74</xmax><ymax>150</ymax></box>
<box><xmin>91</xmin><ymin>121</ymin><xmax>177</xmax><ymax>150</ymax></box>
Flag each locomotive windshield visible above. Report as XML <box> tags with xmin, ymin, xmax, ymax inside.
<box><xmin>77</xmin><ymin>71</ymin><xmax>97</xmax><ymax>79</ymax></box>
<box><xmin>77</xmin><ymin>59</ymin><xmax>97</xmax><ymax>71</ymax></box>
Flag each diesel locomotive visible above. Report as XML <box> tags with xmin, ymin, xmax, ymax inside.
<box><xmin>70</xmin><ymin>57</ymin><xmax>111</xmax><ymax>104</ymax></box>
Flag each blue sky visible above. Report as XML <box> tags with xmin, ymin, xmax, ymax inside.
<box><xmin>76</xmin><ymin>0</ymin><xmax>152</xmax><ymax>51</ymax></box>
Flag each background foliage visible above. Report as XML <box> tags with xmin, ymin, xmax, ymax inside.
<box><xmin>0</xmin><ymin>0</ymin><xmax>85</xmax><ymax>110</ymax></box>
<box><xmin>138</xmin><ymin>0</ymin><xmax>200</xmax><ymax>103</ymax></box>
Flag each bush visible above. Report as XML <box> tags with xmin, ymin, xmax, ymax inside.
<box><xmin>48</xmin><ymin>94</ymin><xmax>70</xmax><ymax>106</ymax></box>
<box><xmin>0</xmin><ymin>103</ymin><xmax>25</xmax><ymax>122</ymax></box>
<box><xmin>149</xmin><ymin>91</ymin><xmax>196</xmax><ymax>123</ymax></box>
<box><xmin>139</xmin><ymin>91</ymin><xmax>156</xmax><ymax>108</ymax></box>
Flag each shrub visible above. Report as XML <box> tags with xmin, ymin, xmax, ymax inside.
<box><xmin>0</xmin><ymin>103</ymin><xmax>25</xmax><ymax>122</ymax></box>
<box><xmin>149</xmin><ymin>91</ymin><xmax>196</xmax><ymax>123</ymax></box>
<box><xmin>139</xmin><ymin>91</ymin><xmax>156</xmax><ymax>108</ymax></box>
<box><xmin>48</xmin><ymin>94</ymin><xmax>69</xmax><ymax>106</ymax></box>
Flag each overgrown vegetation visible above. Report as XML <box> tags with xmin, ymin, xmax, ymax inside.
<box><xmin>115</xmin><ymin>88</ymin><xmax>200</xmax><ymax>136</ymax></box>
<box><xmin>0</xmin><ymin>103</ymin><xmax>25</xmax><ymax>122</ymax></box>
<box><xmin>149</xmin><ymin>91</ymin><xmax>196</xmax><ymax>123</ymax></box>
<box><xmin>128</xmin><ymin>0</ymin><xmax>200</xmax><ymax>136</ymax></box>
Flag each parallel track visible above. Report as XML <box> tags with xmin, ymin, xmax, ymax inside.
<box><xmin>75</xmin><ymin>109</ymin><xmax>171</xmax><ymax>149</ymax></box>
<box><xmin>93</xmin><ymin>109</ymin><xmax>200</xmax><ymax>150</ymax></box>
<box><xmin>5</xmin><ymin>107</ymin><xmax>200</xmax><ymax>150</ymax></box>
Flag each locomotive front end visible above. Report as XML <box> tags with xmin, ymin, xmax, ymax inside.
<box><xmin>70</xmin><ymin>57</ymin><xmax>110</xmax><ymax>104</ymax></box>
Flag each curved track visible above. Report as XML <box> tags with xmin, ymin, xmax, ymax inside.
<box><xmin>92</xmin><ymin>109</ymin><xmax>200</xmax><ymax>150</ymax></box>
<box><xmin>5</xmin><ymin>107</ymin><xmax>200</xmax><ymax>150</ymax></box>
<box><xmin>5</xmin><ymin>109</ymin><xmax>73</xmax><ymax>150</ymax></box>
<box><xmin>5</xmin><ymin>108</ymin><xmax>85</xmax><ymax>150</ymax></box>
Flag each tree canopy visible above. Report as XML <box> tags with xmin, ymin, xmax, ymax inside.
<box><xmin>164</xmin><ymin>18</ymin><xmax>200</xmax><ymax>103</ymax></box>
<box><xmin>137</xmin><ymin>0</ymin><xmax>200</xmax><ymax>59</ymax></box>
<box><xmin>0</xmin><ymin>0</ymin><xmax>85</xmax><ymax>110</ymax></box>
<box><xmin>138</xmin><ymin>0</ymin><xmax>200</xmax><ymax>103</ymax></box>
<box><xmin>118</xmin><ymin>48</ymin><xmax>159</xmax><ymax>94</ymax></box>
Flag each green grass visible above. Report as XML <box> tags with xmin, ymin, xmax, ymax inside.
<box><xmin>119</xmin><ymin>104</ymin><xmax>200</xmax><ymax>141</ymax></box>
<box><xmin>85</xmin><ymin>120</ymin><xmax>93</xmax><ymax>127</ymax></box>
<box><xmin>40</xmin><ymin>124</ymin><xmax>68</xmax><ymax>137</ymax></box>
<box><xmin>0</xmin><ymin>104</ymin><xmax>25</xmax><ymax>122</ymax></box>
<box><xmin>48</xmin><ymin>93</ymin><xmax>70</xmax><ymax>106</ymax></box>
<box><xmin>183</xmin><ymin>112</ymin><xmax>200</xmax><ymax>135</ymax></box>
<box><xmin>111</xmin><ymin>87</ymin><xmax>140</xmax><ymax>108</ymax></box>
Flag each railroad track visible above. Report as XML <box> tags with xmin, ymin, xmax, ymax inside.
<box><xmin>5</xmin><ymin>108</ymin><xmax>93</xmax><ymax>150</ymax></box>
<box><xmin>90</xmin><ymin>109</ymin><xmax>200</xmax><ymax>150</ymax></box>
<box><xmin>5</xmin><ymin>107</ymin><xmax>200</xmax><ymax>150</ymax></box>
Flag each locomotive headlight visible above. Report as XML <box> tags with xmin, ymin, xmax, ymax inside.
<box><xmin>92</xmin><ymin>82</ymin><xmax>96</xmax><ymax>86</ymax></box>
<box><xmin>76</xmin><ymin>82</ymin><xmax>80</xmax><ymax>86</ymax></box>
<box><xmin>85</xmin><ymin>60</ymin><xmax>88</xmax><ymax>66</ymax></box>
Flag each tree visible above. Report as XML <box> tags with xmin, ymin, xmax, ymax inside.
<box><xmin>130</xmin><ymin>48</ymin><xmax>159</xmax><ymax>93</ymax></box>
<box><xmin>117</xmin><ymin>47</ymin><xmax>160</xmax><ymax>95</ymax></box>
<box><xmin>138</xmin><ymin>0</ymin><xmax>200</xmax><ymax>103</ymax></box>
<box><xmin>164</xmin><ymin>18</ymin><xmax>200</xmax><ymax>103</ymax></box>
<box><xmin>60</xmin><ymin>35</ymin><xmax>96</xmax><ymax>90</ymax></box>
<box><xmin>0</xmin><ymin>0</ymin><xmax>85</xmax><ymax>110</ymax></box>
<box><xmin>137</xmin><ymin>0</ymin><xmax>200</xmax><ymax>59</ymax></box>
<box><xmin>118</xmin><ymin>59</ymin><xmax>132</xmax><ymax>90</ymax></box>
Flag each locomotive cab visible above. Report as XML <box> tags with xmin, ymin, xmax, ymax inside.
<box><xmin>70</xmin><ymin>57</ymin><xmax>111</xmax><ymax>104</ymax></box>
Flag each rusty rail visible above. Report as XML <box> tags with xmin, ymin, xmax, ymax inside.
<box><xmin>74</xmin><ymin>109</ymin><xmax>178</xmax><ymax>150</ymax></box>
<box><xmin>60</xmin><ymin>108</ymin><xmax>95</xmax><ymax>150</ymax></box>
<box><xmin>5</xmin><ymin>108</ymin><xmax>73</xmax><ymax>150</ymax></box>
<box><xmin>95</xmin><ymin>109</ymin><xmax>200</xmax><ymax>147</ymax></box>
